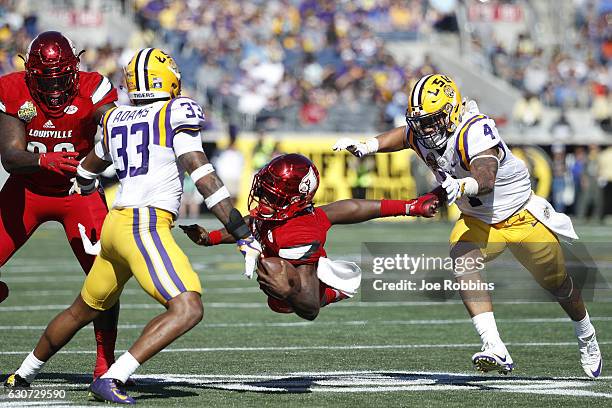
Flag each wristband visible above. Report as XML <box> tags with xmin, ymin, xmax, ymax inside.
<box><xmin>208</xmin><ymin>229</ymin><xmax>223</xmax><ymax>245</ymax></box>
<box><xmin>76</xmin><ymin>164</ymin><xmax>100</xmax><ymax>180</ymax></box>
<box><xmin>365</xmin><ymin>138</ymin><xmax>379</xmax><ymax>154</ymax></box>
<box><xmin>380</xmin><ymin>199</ymin><xmax>416</xmax><ymax>217</ymax></box>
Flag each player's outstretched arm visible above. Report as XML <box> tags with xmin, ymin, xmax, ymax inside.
<box><xmin>179</xmin><ymin>224</ymin><xmax>236</xmax><ymax>246</ymax></box>
<box><xmin>178</xmin><ymin>150</ymin><xmax>261</xmax><ymax>277</ymax></box>
<box><xmin>320</xmin><ymin>194</ymin><xmax>439</xmax><ymax>225</ymax></box>
<box><xmin>332</xmin><ymin>126</ymin><xmax>408</xmax><ymax>157</ymax></box>
<box><xmin>0</xmin><ymin>112</ymin><xmax>80</xmax><ymax>175</ymax></box>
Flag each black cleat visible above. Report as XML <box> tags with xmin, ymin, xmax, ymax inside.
<box><xmin>4</xmin><ymin>373</ymin><xmax>30</xmax><ymax>388</ymax></box>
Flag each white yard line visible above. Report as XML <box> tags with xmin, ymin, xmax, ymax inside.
<box><xmin>1</xmin><ymin>316</ymin><xmax>612</xmax><ymax>331</ymax></box>
<box><xmin>1</xmin><ymin>341</ymin><xmax>612</xmax><ymax>356</ymax></box>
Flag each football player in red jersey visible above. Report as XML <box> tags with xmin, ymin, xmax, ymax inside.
<box><xmin>181</xmin><ymin>154</ymin><xmax>438</xmax><ymax>320</ymax></box>
<box><xmin>0</xmin><ymin>31</ymin><xmax>119</xmax><ymax>383</ymax></box>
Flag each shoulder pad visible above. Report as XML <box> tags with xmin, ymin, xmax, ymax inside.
<box><xmin>166</xmin><ymin>96</ymin><xmax>206</xmax><ymax>135</ymax></box>
<box><xmin>455</xmin><ymin>114</ymin><xmax>501</xmax><ymax>170</ymax></box>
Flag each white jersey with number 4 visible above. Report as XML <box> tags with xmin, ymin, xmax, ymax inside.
<box><xmin>95</xmin><ymin>96</ymin><xmax>205</xmax><ymax>215</ymax></box>
<box><xmin>407</xmin><ymin>100</ymin><xmax>532</xmax><ymax>224</ymax></box>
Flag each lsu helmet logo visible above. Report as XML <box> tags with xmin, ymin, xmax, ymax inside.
<box><xmin>124</xmin><ymin>48</ymin><xmax>181</xmax><ymax>102</ymax></box>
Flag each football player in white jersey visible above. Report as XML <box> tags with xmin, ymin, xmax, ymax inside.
<box><xmin>5</xmin><ymin>48</ymin><xmax>262</xmax><ymax>404</ymax></box>
<box><xmin>333</xmin><ymin>74</ymin><xmax>602</xmax><ymax>378</ymax></box>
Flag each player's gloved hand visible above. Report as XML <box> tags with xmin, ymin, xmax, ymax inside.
<box><xmin>408</xmin><ymin>193</ymin><xmax>439</xmax><ymax>218</ymax></box>
<box><xmin>179</xmin><ymin>224</ymin><xmax>212</xmax><ymax>246</ymax></box>
<box><xmin>78</xmin><ymin>223</ymin><xmax>101</xmax><ymax>256</ymax></box>
<box><xmin>441</xmin><ymin>173</ymin><xmax>479</xmax><ymax>206</ymax></box>
<box><xmin>332</xmin><ymin>137</ymin><xmax>378</xmax><ymax>158</ymax></box>
<box><xmin>69</xmin><ymin>177</ymin><xmax>99</xmax><ymax>195</ymax></box>
<box><xmin>236</xmin><ymin>234</ymin><xmax>262</xmax><ymax>279</ymax></box>
<box><xmin>441</xmin><ymin>174</ymin><xmax>461</xmax><ymax>205</ymax></box>
<box><xmin>39</xmin><ymin>151</ymin><xmax>80</xmax><ymax>176</ymax></box>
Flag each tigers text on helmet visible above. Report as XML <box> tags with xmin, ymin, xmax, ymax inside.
<box><xmin>406</xmin><ymin>74</ymin><xmax>462</xmax><ymax>150</ymax></box>
<box><xmin>124</xmin><ymin>48</ymin><xmax>181</xmax><ymax>103</ymax></box>
<box><xmin>24</xmin><ymin>31</ymin><xmax>81</xmax><ymax>116</ymax></box>
<box><xmin>249</xmin><ymin>154</ymin><xmax>320</xmax><ymax>221</ymax></box>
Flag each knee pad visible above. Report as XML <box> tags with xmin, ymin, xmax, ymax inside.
<box><xmin>549</xmin><ymin>275</ymin><xmax>574</xmax><ymax>301</ymax></box>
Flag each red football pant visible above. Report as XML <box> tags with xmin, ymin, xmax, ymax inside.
<box><xmin>0</xmin><ymin>177</ymin><xmax>117</xmax><ymax>377</ymax></box>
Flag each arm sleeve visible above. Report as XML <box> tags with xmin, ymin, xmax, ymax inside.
<box><xmin>173</xmin><ymin>131</ymin><xmax>204</xmax><ymax>157</ymax></box>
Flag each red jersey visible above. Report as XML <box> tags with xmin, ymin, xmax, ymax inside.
<box><xmin>0</xmin><ymin>71</ymin><xmax>117</xmax><ymax>195</ymax></box>
<box><xmin>251</xmin><ymin>206</ymin><xmax>332</xmax><ymax>266</ymax></box>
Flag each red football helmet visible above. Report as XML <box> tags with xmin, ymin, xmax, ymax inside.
<box><xmin>24</xmin><ymin>31</ymin><xmax>81</xmax><ymax>116</ymax></box>
<box><xmin>249</xmin><ymin>154</ymin><xmax>320</xmax><ymax>221</ymax></box>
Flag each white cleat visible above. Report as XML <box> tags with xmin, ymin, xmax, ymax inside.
<box><xmin>578</xmin><ymin>332</ymin><xmax>603</xmax><ymax>378</ymax></box>
<box><xmin>471</xmin><ymin>342</ymin><xmax>514</xmax><ymax>375</ymax></box>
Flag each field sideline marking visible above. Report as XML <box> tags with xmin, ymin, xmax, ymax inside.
<box><xmin>2</xmin><ymin>341</ymin><xmax>612</xmax><ymax>356</ymax></box>
<box><xmin>2</xmin><ymin>317</ymin><xmax>612</xmax><ymax>331</ymax></box>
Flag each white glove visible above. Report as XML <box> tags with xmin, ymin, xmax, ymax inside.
<box><xmin>69</xmin><ymin>177</ymin><xmax>98</xmax><ymax>195</ymax></box>
<box><xmin>78</xmin><ymin>223</ymin><xmax>101</xmax><ymax>255</ymax></box>
<box><xmin>332</xmin><ymin>137</ymin><xmax>379</xmax><ymax>158</ymax></box>
<box><xmin>236</xmin><ymin>235</ymin><xmax>263</xmax><ymax>279</ymax></box>
<box><xmin>441</xmin><ymin>174</ymin><xmax>479</xmax><ymax>206</ymax></box>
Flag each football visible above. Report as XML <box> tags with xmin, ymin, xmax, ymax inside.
<box><xmin>257</xmin><ymin>257</ymin><xmax>301</xmax><ymax>299</ymax></box>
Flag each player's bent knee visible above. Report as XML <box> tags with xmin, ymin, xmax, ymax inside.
<box><xmin>168</xmin><ymin>291</ymin><xmax>203</xmax><ymax>329</ymax></box>
<box><xmin>68</xmin><ymin>295</ymin><xmax>102</xmax><ymax>325</ymax></box>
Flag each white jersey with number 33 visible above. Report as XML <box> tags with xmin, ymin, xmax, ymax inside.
<box><xmin>408</xmin><ymin>101</ymin><xmax>532</xmax><ymax>224</ymax></box>
<box><xmin>95</xmin><ymin>96</ymin><xmax>205</xmax><ymax>215</ymax></box>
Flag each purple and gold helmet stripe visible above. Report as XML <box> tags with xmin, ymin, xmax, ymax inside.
<box><xmin>134</xmin><ymin>48</ymin><xmax>153</xmax><ymax>92</ymax></box>
<box><xmin>409</xmin><ymin>74</ymin><xmax>433</xmax><ymax>113</ymax></box>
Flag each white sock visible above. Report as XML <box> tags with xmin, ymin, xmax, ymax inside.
<box><xmin>101</xmin><ymin>352</ymin><xmax>140</xmax><ymax>384</ymax></box>
<box><xmin>574</xmin><ymin>311</ymin><xmax>595</xmax><ymax>339</ymax></box>
<box><xmin>472</xmin><ymin>312</ymin><xmax>503</xmax><ymax>345</ymax></box>
<box><xmin>15</xmin><ymin>351</ymin><xmax>45</xmax><ymax>383</ymax></box>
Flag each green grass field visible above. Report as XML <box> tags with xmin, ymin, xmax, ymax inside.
<box><xmin>0</xmin><ymin>220</ymin><xmax>611</xmax><ymax>407</ymax></box>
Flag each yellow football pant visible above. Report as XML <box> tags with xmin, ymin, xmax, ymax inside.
<box><xmin>449</xmin><ymin>209</ymin><xmax>566</xmax><ymax>290</ymax></box>
<box><xmin>81</xmin><ymin>207</ymin><xmax>202</xmax><ymax>310</ymax></box>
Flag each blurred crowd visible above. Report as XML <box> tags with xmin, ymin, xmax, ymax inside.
<box><xmin>480</xmin><ymin>0</ymin><xmax>612</xmax><ymax>133</ymax></box>
<box><xmin>551</xmin><ymin>144</ymin><xmax>612</xmax><ymax>221</ymax></box>
<box><xmin>133</xmin><ymin>0</ymin><xmax>452</xmax><ymax>132</ymax></box>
